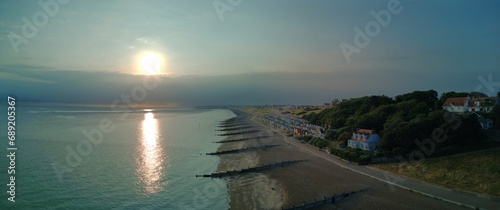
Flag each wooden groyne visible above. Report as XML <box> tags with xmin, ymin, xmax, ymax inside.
<box><xmin>196</xmin><ymin>160</ymin><xmax>306</xmax><ymax>178</ymax></box>
<box><xmin>206</xmin><ymin>145</ymin><xmax>280</xmax><ymax>155</ymax></box>
<box><xmin>214</xmin><ymin>126</ymin><xmax>255</xmax><ymax>132</ymax></box>
<box><xmin>222</xmin><ymin>117</ymin><xmax>244</xmax><ymax>122</ymax></box>
<box><xmin>213</xmin><ymin>136</ymin><xmax>272</xmax><ymax>143</ymax></box>
<box><xmin>282</xmin><ymin>188</ymin><xmax>369</xmax><ymax>210</ymax></box>
<box><xmin>216</xmin><ymin>130</ymin><xmax>259</xmax><ymax>136</ymax></box>
<box><xmin>216</xmin><ymin>122</ymin><xmax>251</xmax><ymax>128</ymax></box>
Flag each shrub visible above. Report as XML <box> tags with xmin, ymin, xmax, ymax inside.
<box><xmin>358</xmin><ymin>154</ymin><xmax>373</xmax><ymax>165</ymax></box>
<box><xmin>329</xmin><ymin>146</ymin><xmax>373</xmax><ymax>165</ymax></box>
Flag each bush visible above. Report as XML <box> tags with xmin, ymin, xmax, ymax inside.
<box><xmin>296</xmin><ymin>111</ymin><xmax>306</xmax><ymax>115</ymax></box>
<box><xmin>358</xmin><ymin>154</ymin><xmax>373</xmax><ymax>165</ymax></box>
<box><xmin>324</xmin><ymin>130</ymin><xmax>336</xmax><ymax>140</ymax></box>
<box><xmin>308</xmin><ymin>137</ymin><xmax>328</xmax><ymax>149</ymax></box>
<box><xmin>329</xmin><ymin>146</ymin><xmax>373</xmax><ymax>165</ymax></box>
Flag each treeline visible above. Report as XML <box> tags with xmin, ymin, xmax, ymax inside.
<box><xmin>303</xmin><ymin>90</ymin><xmax>500</xmax><ymax>155</ymax></box>
<box><xmin>296</xmin><ymin>135</ymin><xmax>329</xmax><ymax>149</ymax></box>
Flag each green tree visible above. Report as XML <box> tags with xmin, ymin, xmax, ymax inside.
<box><xmin>492</xmin><ymin>105</ymin><xmax>500</xmax><ymax>129</ymax></box>
<box><xmin>337</xmin><ymin>131</ymin><xmax>352</xmax><ymax>146</ymax></box>
<box><xmin>355</xmin><ymin>104</ymin><xmax>397</xmax><ymax>132</ymax></box>
<box><xmin>469</xmin><ymin>91</ymin><xmax>488</xmax><ymax>98</ymax></box>
<box><xmin>324</xmin><ymin>130</ymin><xmax>335</xmax><ymax>140</ymax></box>
<box><xmin>444</xmin><ymin>114</ymin><xmax>483</xmax><ymax>144</ymax></box>
<box><xmin>395</xmin><ymin>90</ymin><xmax>438</xmax><ymax>110</ymax></box>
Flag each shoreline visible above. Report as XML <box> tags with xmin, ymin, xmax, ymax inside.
<box><xmin>216</xmin><ymin>108</ymin><xmax>285</xmax><ymax>209</ymax></box>
<box><xmin>218</xmin><ymin>108</ymin><xmax>467</xmax><ymax>210</ymax></box>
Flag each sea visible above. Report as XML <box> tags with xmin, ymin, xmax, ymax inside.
<box><xmin>0</xmin><ymin>106</ymin><xmax>235</xmax><ymax>209</ymax></box>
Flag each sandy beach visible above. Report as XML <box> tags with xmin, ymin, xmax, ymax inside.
<box><xmin>215</xmin><ymin>109</ymin><xmax>464</xmax><ymax>210</ymax></box>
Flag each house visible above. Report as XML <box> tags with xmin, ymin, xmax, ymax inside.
<box><xmin>467</xmin><ymin>97</ymin><xmax>499</xmax><ymax>113</ymax></box>
<box><xmin>479</xmin><ymin>118</ymin><xmax>494</xmax><ymax>129</ymax></box>
<box><xmin>442</xmin><ymin>97</ymin><xmax>470</xmax><ymax>113</ymax></box>
<box><xmin>473</xmin><ymin>113</ymin><xmax>495</xmax><ymax>129</ymax></box>
<box><xmin>347</xmin><ymin>129</ymin><xmax>381</xmax><ymax>151</ymax></box>
<box><xmin>442</xmin><ymin>96</ymin><xmax>499</xmax><ymax>113</ymax></box>
<box><xmin>443</xmin><ymin>96</ymin><xmax>499</xmax><ymax>129</ymax></box>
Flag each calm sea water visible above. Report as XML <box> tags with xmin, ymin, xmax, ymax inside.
<box><xmin>0</xmin><ymin>106</ymin><xmax>235</xmax><ymax>209</ymax></box>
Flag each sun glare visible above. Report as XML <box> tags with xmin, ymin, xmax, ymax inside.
<box><xmin>138</xmin><ymin>52</ymin><xmax>163</xmax><ymax>75</ymax></box>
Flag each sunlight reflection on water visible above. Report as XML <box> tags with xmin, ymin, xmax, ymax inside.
<box><xmin>136</xmin><ymin>112</ymin><xmax>167</xmax><ymax>194</ymax></box>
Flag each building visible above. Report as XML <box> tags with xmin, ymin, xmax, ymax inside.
<box><xmin>479</xmin><ymin>118</ymin><xmax>494</xmax><ymax>129</ymax></box>
<box><xmin>467</xmin><ymin>97</ymin><xmax>498</xmax><ymax>112</ymax></box>
<box><xmin>347</xmin><ymin>129</ymin><xmax>381</xmax><ymax>151</ymax></box>
<box><xmin>473</xmin><ymin>113</ymin><xmax>495</xmax><ymax>129</ymax></box>
<box><xmin>443</xmin><ymin>96</ymin><xmax>499</xmax><ymax>129</ymax></box>
<box><xmin>442</xmin><ymin>97</ymin><xmax>469</xmax><ymax>113</ymax></box>
<box><xmin>442</xmin><ymin>97</ymin><xmax>499</xmax><ymax>113</ymax></box>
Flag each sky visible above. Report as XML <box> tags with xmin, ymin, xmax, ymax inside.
<box><xmin>0</xmin><ymin>0</ymin><xmax>499</xmax><ymax>106</ymax></box>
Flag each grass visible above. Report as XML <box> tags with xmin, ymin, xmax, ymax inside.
<box><xmin>375</xmin><ymin>148</ymin><xmax>500</xmax><ymax>197</ymax></box>
<box><xmin>288</xmin><ymin>107</ymin><xmax>325</xmax><ymax>117</ymax></box>
<box><xmin>245</xmin><ymin>106</ymin><xmax>326</xmax><ymax>117</ymax></box>
<box><xmin>244</xmin><ymin>107</ymin><xmax>277</xmax><ymax>116</ymax></box>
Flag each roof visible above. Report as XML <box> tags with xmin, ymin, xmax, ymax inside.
<box><xmin>350</xmin><ymin>129</ymin><xmax>379</xmax><ymax>143</ymax></box>
<box><xmin>442</xmin><ymin>97</ymin><xmax>469</xmax><ymax>107</ymax></box>
<box><xmin>468</xmin><ymin>97</ymin><xmax>498</xmax><ymax>108</ymax></box>
<box><xmin>355</xmin><ymin>129</ymin><xmax>375</xmax><ymax>135</ymax></box>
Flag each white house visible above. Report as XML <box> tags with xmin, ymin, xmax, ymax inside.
<box><xmin>443</xmin><ymin>96</ymin><xmax>499</xmax><ymax>129</ymax></box>
<box><xmin>347</xmin><ymin>129</ymin><xmax>381</xmax><ymax>152</ymax></box>
<box><xmin>442</xmin><ymin>97</ymin><xmax>470</xmax><ymax>113</ymax></box>
<box><xmin>467</xmin><ymin>97</ymin><xmax>499</xmax><ymax>113</ymax></box>
<box><xmin>443</xmin><ymin>97</ymin><xmax>499</xmax><ymax>113</ymax></box>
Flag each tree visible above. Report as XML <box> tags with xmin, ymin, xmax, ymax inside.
<box><xmin>492</xmin><ymin>105</ymin><xmax>500</xmax><ymax>129</ymax></box>
<box><xmin>469</xmin><ymin>91</ymin><xmax>488</xmax><ymax>98</ymax></box>
<box><xmin>355</xmin><ymin>104</ymin><xmax>397</xmax><ymax>132</ymax></box>
<box><xmin>324</xmin><ymin>130</ymin><xmax>335</xmax><ymax>140</ymax></box>
<box><xmin>439</xmin><ymin>91</ymin><xmax>470</xmax><ymax>101</ymax></box>
<box><xmin>337</xmin><ymin>131</ymin><xmax>352</xmax><ymax>145</ymax></box>
<box><xmin>395</xmin><ymin>90</ymin><xmax>438</xmax><ymax>110</ymax></box>
<box><xmin>444</xmin><ymin>114</ymin><xmax>484</xmax><ymax>144</ymax></box>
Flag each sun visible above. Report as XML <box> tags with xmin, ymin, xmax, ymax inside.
<box><xmin>138</xmin><ymin>52</ymin><xmax>163</xmax><ymax>75</ymax></box>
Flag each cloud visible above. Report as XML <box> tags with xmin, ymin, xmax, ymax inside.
<box><xmin>1</xmin><ymin>64</ymin><xmax>492</xmax><ymax>106</ymax></box>
<box><xmin>0</xmin><ymin>72</ymin><xmax>52</xmax><ymax>83</ymax></box>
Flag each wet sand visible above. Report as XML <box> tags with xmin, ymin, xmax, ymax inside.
<box><xmin>216</xmin><ymin>109</ymin><xmax>464</xmax><ymax>210</ymax></box>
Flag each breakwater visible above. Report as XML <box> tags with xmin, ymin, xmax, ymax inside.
<box><xmin>282</xmin><ymin>188</ymin><xmax>369</xmax><ymax>210</ymax></box>
<box><xmin>206</xmin><ymin>145</ymin><xmax>280</xmax><ymax>155</ymax></box>
<box><xmin>212</xmin><ymin>136</ymin><xmax>272</xmax><ymax>143</ymax></box>
<box><xmin>216</xmin><ymin>122</ymin><xmax>250</xmax><ymax>128</ymax></box>
<box><xmin>196</xmin><ymin>160</ymin><xmax>306</xmax><ymax>178</ymax></box>
<box><xmin>216</xmin><ymin>130</ymin><xmax>260</xmax><ymax>136</ymax></box>
<box><xmin>215</xmin><ymin>126</ymin><xmax>256</xmax><ymax>132</ymax></box>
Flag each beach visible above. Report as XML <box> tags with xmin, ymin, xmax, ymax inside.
<box><xmin>216</xmin><ymin>109</ymin><xmax>465</xmax><ymax>210</ymax></box>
